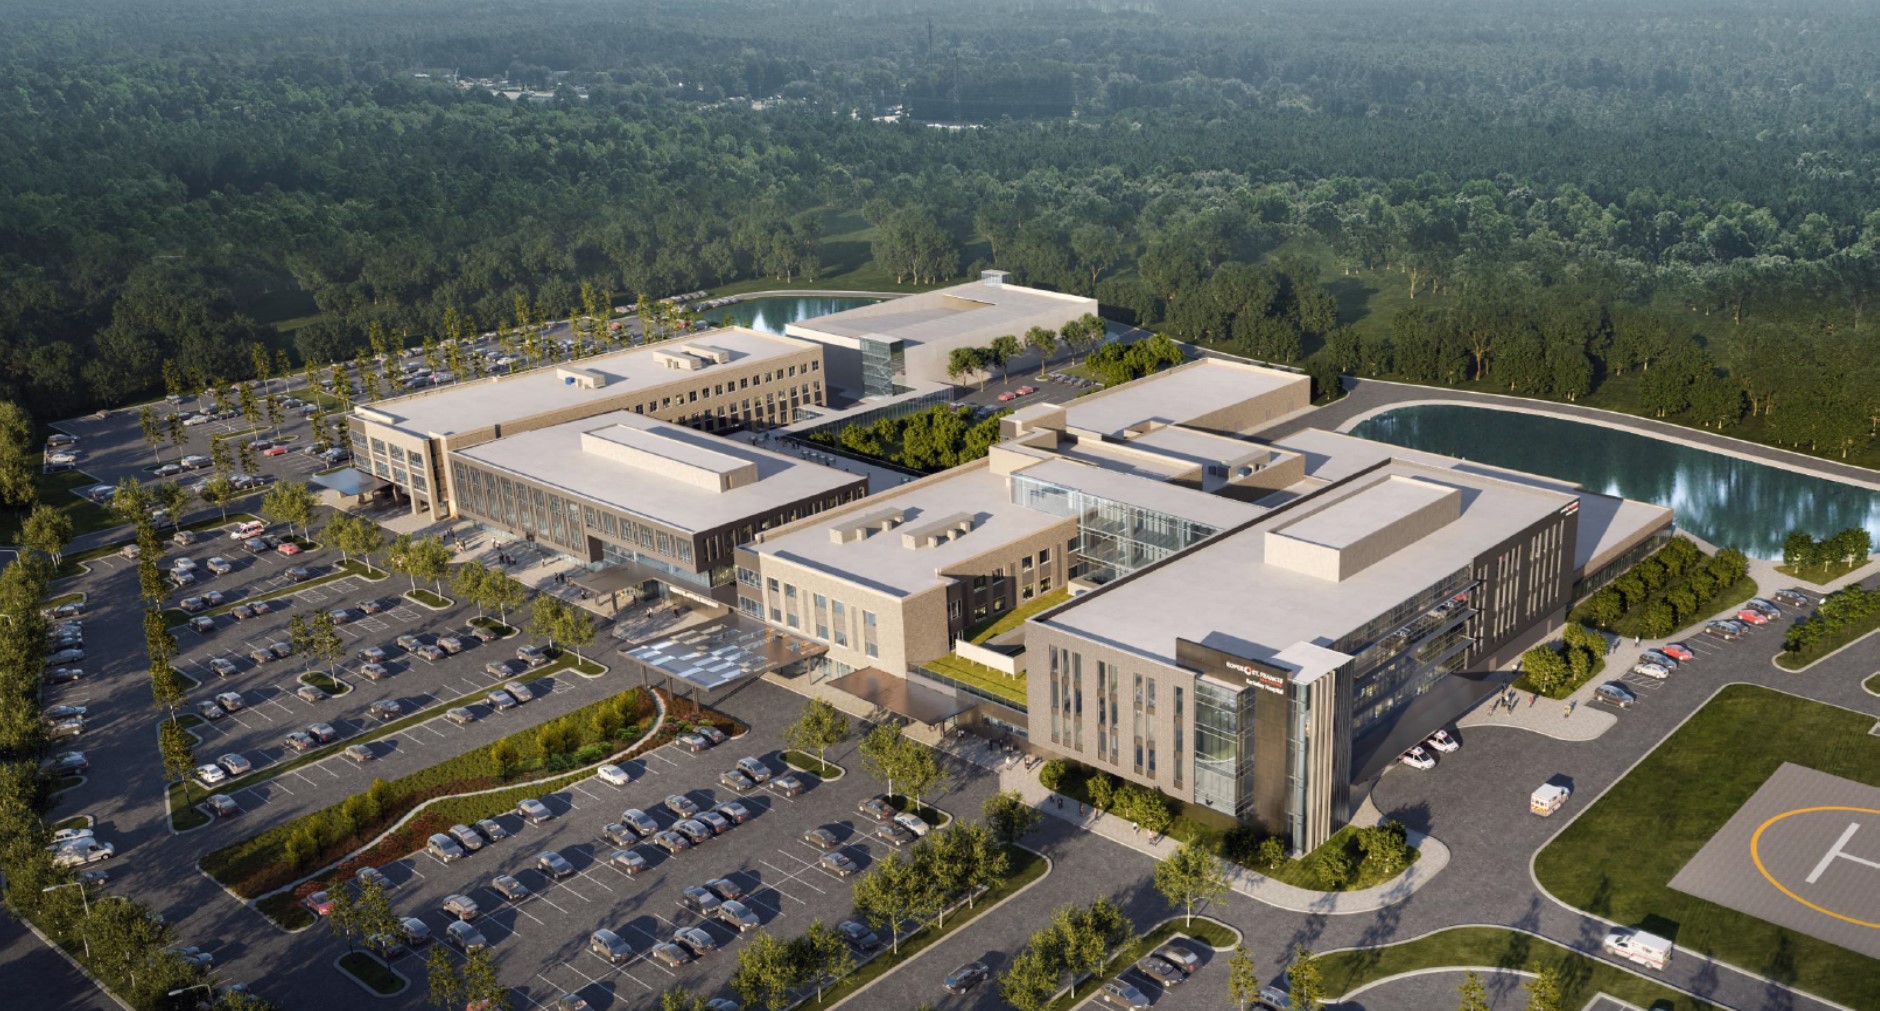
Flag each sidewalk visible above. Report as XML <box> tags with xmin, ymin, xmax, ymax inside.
<box><xmin>995</xmin><ymin>763</ymin><xmax>1449</xmax><ymax>915</ymax></box>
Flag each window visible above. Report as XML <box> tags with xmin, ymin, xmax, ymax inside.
<box><xmin>784</xmin><ymin>584</ymin><xmax>799</xmax><ymax>629</ymax></box>
<box><xmin>1173</xmin><ymin>686</ymin><xmax>1184</xmax><ymax>789</ymax></box>
<box><xmin>862</xmin><ymin>610</ymin><xmax>879</xmax><ymax>658</ymax></box>
<box><xmin>813</xmin><ymin>593</ymin><xmax>829</xmax><ymax>640</ymax></box>
<box><xmin>1038</xmin><ymin>548</ymin><xmax>1050</xmax><ymax>564</ymax></box>
<box><xmin>831</xmin><ymin>599</ymin><xmax>848</xmax><ymax>647</ymax></box>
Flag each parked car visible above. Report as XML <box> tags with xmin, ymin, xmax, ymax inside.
<box><xmin>770</xmin><ymin>774</ymin><xmax>806</xmax><ymax>797</ymax></box>
<box><xmin>735</xmin><ymin>756</ymin><xmax>772</xmax><ymax>783</ymax></box>
<box><xmin>487</xmin><ymin>689</ymin><xmax>518</xmax><ymax>711</ymax></box>
<box><xmin>697</xmin><ymin>810</ymin><xmax>732</xmax><ymax>835</ymax></box>
<box><xmin>197</xmin><ymin>699</ymin><xmax>226</xmax><ymax>720</ymax></box>
<box><xmin>1594</xmin><ymin>682</ymin><xmax>1638</xmax><ymax>709</ymax></box>
<box><xmin>838</xmin><ymin>920</ymin><xmax>881</xmax><ymax>952</ymax></box>
<box><xmin>491</xmin><ymin>875</ymin><xmax>529</xmax><ymax>901</ymax></box>
<box><xmin>1135</xmin><ymin>954</ymin><xmax>1186</xmax><ymax>987</ymax></box>
<box><xmin>716</xmin><ymin>899</ymin><xmax>760</xmax><ymax>931</ymax></box>
<box><xmin>447</xmin><ymin>824</ymin><xmax>486</xmax><ymax>853</ymax></box>
<box><xmin>715</xmin><ymin>801</ymin><xmax>752</xmax><ymax>825</ymax></box>
<box><xmin>506</xmin><ymin>682</ymin><xmax>535</xmax><ymax>704</ymax></box>
<box><xmin>1426</xmin><ymin>729</ymin><xmax>1460</xmax><ymax>753</ymax></box>
<box><xmin>1097</xmin><ymin>980</ymin><xmax>1151</xmax><ymax>1009</ymax></box>
<box><xmin>400</xmin><ymin>918</ymin><xmax>433</xmax><ymax>946</ymax></box>
<box><xmin>665</xmin><ymin>794</ymin><xmax>700</xmax><ymax>818</ymax></box>
<box><xmin>475</xmin><ymin>818</ymin><xmax>508</xmax><ymax>842</ymax></box>
<box><xmin>517</xmin><ymin>644</ymin><xmax>550</xmax><ymax>666</ymax></box>
<box><xmin>207</xmin><ymin>794</ymin><xmax>240</xmax><ymax>817</ymax></box>
<box><xmin>517</xmin><ymin>798</ymin><xmax>553</xmax><ymax>824</ymax></box>
<box><xmin>304</xmin><ymin>891</ymin><xmax>334</xmax><ymax>916</ymax></box>
<box><xmin>47</xmin><ymin>648</ymin><xmax>85</xmax><ymax>666</ymax></box>
<box><xmin>284</xmin><ymin>731</ymin><xmax>317</xmax><ymax>752</ymax></box>
<box><xmin>1773</xmin><ymin>588</ymin><xmax>1812</xmax><ymax>607</ymax></box>
<box><xmin>218</xmin><ymin>753</ymin><xmax>252</xmax><ymax>776</ymax></box>
<box><xmin>1659</xmin><ymin>642</ymin><xmax>1695</xmax><ymax>661</ymax></box>
<box><xmin>1704</xmin><ymin>621</ymin><xmax>1741</xmax><ymax>640</ymax></box>
<box><xmin>858</xmin><ymin>795</ymin><xmax>894</xmax><ymax>821</ymax></box>
<box><xmin>40</xmin><ymin>704</ymin><xmax>87</xmax><ymax>724</ymax></box>
<box><xmin>51</xmin><ymin>841</ymin><xmax>115</xmax><ymax>869</ymax></box>
<box><xmin>590</xmin><ymin>929</ymin><xmax>634</xmax><ymax>964</ymax></box>
<box><xmin>343</xmin><ymin>744</ymin><xmax>375</xmax><ymax>763</ymax></box>
<box><xmin>608</xmin><ymin>848</ymin><xmax>648</xmax><ymax>875</ymax></box>
<box><xmin>804</xmin><ymin>826</ymin><xmax>841</xmax><ymax>850</ymax></box>
<box><xmin>358</xmin><ymin>645</ymin><xmax>388</xmax><ymax>663</ymax></box>
<box><xmin>209</xmin><ymin>658</ymin><xmax>239</xmax><ymax>678</ymax></box>
<box><xmin>295</xmin><ymin>684</ymin><xmax>329</xmax><ymax>703</ymax></box>
<box><xmin>649</xmin><ymin>942</ymin><xmax>691</xmax><ymax>968</ymax></box>
<box><xmin>446</xmin><ymin>920</ymin><xmax>487</xmax><ymax>953</ymax></box>
<box><xmin>358</xmin><ymin>598</ymin><xmax>387</xmax><ymax>614</ymax></box>
<box><xmin>677</xmin><ymin>732</ymin><xmax>710</xmax><ymax>752</ymax></box>
<box><xmin>285</xmin><ymin>566</ymin><xmax>313</xmax><ymax>582</ymax></box>
<box><xmin>1153</xmin><ymin>943</ymin><xmax>1201</xmax><ymax>974</ymax></box>
<box><xmin>875</xmin><ymin>822</ymin><xmax>915</xmax><ymax>847</ymax></box>
<box><xmin>436</xmin><ymin>635</ymin><xmax>466</xmax><ymax>654</ymax></box>
<box><xmin>1399</xmin><ymin>746</ymin><xmax>1436</xmax><ymax>770</ymax></box>
<box><xmin>678</xmin><ymin>885</ymin><xmax>723</xmax><ymax>916</ymax></box>
<box><xmin>442</xmin><ymin>894</ymin><xmax>479</xmax><ymax>920</ymax></box>
<box><xmin>45</xmin><ymin>666</ymin><xmax>84</xmax><ymax>683</ymax></box>
<box><xmin>308</xmin><ymin>722</ymin><xmax>338</xmax><ymax>742</ymax></box>
<box><xmin>1639</xmin><ymin>650</ymin><xmax>1680</xmax><ymax>669</ymax></box>
<box><xmin>413</xmin><ymin>644</ymin><xmax>445</xmax><ymax>662</ymax></box>
<box><xmin>368</xmin><ymin>699</ymin><xmax>405</xmax><ymax>720</ymax></box>
<box><xmin>485</xmin><ymin>659</ymin><xmax>526</xmax><ymax>679</ymax></box>
<box><xmin>1735</xmin><ymin>608</ymin><xmax>1769</xmax><ymax>625</ymax></box>
<box><xmin>446</xmin><ymin>707</ymin><xmax>477</xmax><ymax>725</ymax></box>
<box><xmin>206</xmin><ymin>557</ymin><xmax>234</xmax><ymax>575</ymax></box>
<box><xmin>652</xmin><ymin>831</ymin><xmax>690</xmax><ymax>855</ymax></box>
<box><xmin>1631</xmin><ymin>662</ymin><xmax>1670</xmax><ymax>679</ymax></box>
<box><xmin>595</xmin><ymin>763</ymin><xmax>631</xmax><ymax>787</ymax></box>
<box><xmin>536</xmin><ymin>850</ymin><xmax>574</xmax><ymax>878</ymax></box>
<box><xmin>216</xmin><ymin>691</ymin><xmax>245</xmax><ymax>712</ymax></box>
<box><xmin>719</xmin><ymin>769</ymin><xmax>754</xmax><ymax>793</ymax></box>
<box><xmin>696</xmin><ymin>725</ymin><xmax>727</xmax><ymax>746</ymax></box>
<box><xmin>359</xmin><ymin>662</ymin><xmax>390</xmax><ymax>680</ymax></box>
<box><xmin>601</xmin><ymin>822</ymin><xmax>640</xmax><ymax>847</ymax></box>
<box><xmin>356</xmin><ymin>866</ymin><xmax>392</xmax><ymax>890</ymax></box>
<box><xmin>893</xmin><ymin>811</ymin><xmax>930</xmax><ymax>837</ymax></box>
<box><xmin>673</xmin><ymin>926</ymin><xmax>716</xmax><ymax>955</ymax></box>
<box><xmin>1747</xmin><ymin>597</ymin><xmax>1783</xmax><ymax>617</ymax></box>
<box><xmin>623</xmin><ymin>808</ymin><xmax>659</xmax><ymax>836</ymax></box>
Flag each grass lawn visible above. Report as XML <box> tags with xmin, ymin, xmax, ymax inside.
<box><xmin>41</xmin><ymin>591</ymin><xmax>85</xmax><ymax>609</ymax></box>
<box><xmin>338</xmin><ymin>951</ymin><xmax>407</xmax><ymax>994</ymax></box>
<box><xmin>48</xmin><ymin>775</ymin><xmax>84</xmax><ymax>796</ymax></box>
<box><xmin>1047</xmin><ymin>917</ymin><xmax>1241</xmax><ymax>1011</ymax></box>
<box><xmin>51</xmin><ymin>814</ymin><xmax>91</xmax><ymax>832</ymax></box>
<box><xmin>1534</xmin><ymin>685</ymin><xmax>1880</xmax><ymax>1008</ymax></box>
<box><xmin>1</xmin><ymin>470</ymin><xmax>118</xmax><ymax>544</ymax></box>
<box><xmin>259</xmin><ymin>891</ymin><xmax>314</xmax><ymax>931</ymax></box>
<box><xmin>404</xmin><ymin>588</ymin><xmax>451</xmax><ymax>609</ymax></box>
<box><xmin>964</xmin><ymin>587</ymin><xmax>1072</xmax><ymax>644</ymax></box>
<box><xmin>298</xmin><ymin>671</ymin><xmax>352</xmax><ymax>697</ymax></box>
<box><xmin>1317</xmin><ymin>926</ymin><xmax>1717</xmax><ymax>1010</ymax></box>
<box><xmin>782</xmin><ymin>750</ymin><xmax>845</xmax><ymax>779</ymax></box>
<box><xmin>1778</xmin><ymin>611</ymin><xmax>1880</xmax><ymax>671</ymax></box>
<box><xmin>810</xmin><ymin>844</ymin><xmax>1045</xmax><ymax>1006</ymax></box>
<box><xmin>1776</xmin><ymin>558</ymin><xmax>1867</xmax><ymax>585</ymax></box>
<box><xmin>923</xmin><ymin>653</ymin><xmax>1028</xmax><ymax>707</ymax></box>
<box><xmin>1260</xmin><ymin>823</ymin><xmax>1421</xmax><ymax>892</ymax></box>
<box><xmin>167</xmin><ymin>781</ymin><xmax>212</xmax><ymax>831</ymax></box>
<box><xmin>469</xmin><ymin>616</ymin><xmax>517</xmax><ymax>637</ymax></box>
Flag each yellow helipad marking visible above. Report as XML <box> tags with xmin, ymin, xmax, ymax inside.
<box><xmin>1750</xmin><ymin>805</ymin><xmax>1880</xmax><ymax>929</ymax></box>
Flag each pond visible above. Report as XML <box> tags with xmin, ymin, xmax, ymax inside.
<box><xmin>1347</xmin><ymin>404</ymin><xmax>1880</xmax><ymax>560</ymax></box>
<box><xmin>704</xmin><ymin>295</ymin><xmax>883</xmax><ymax>335</ymax></box>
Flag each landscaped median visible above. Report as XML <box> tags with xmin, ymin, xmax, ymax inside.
<box><xmin>782</xmin><ymin>750</ymin><xmax>845</xmax><ymax>779</ymax></box>
<box><xmin>209</xmin><ymin>687</ymin><xmax>746</xmax><ymax>930</ymax></box>
<box><xmin>824</xmin><ymin>845</ymin><xmax>1048</xmax><ymax>1009</ymax></box>
<box><xmin>1316</xmin><ymin>926</ymin><xmax>1716</xmax><ymax>1010</ymax></box>
<box><xmin>1776</xmin><ymin>582</ymin><xmax>1880</xmax><ymax>670</ymax></box>
<box><xmin>1534</xmin><ymin>684</ymin><xmax>1880</xmax><ymax>1009</ymax></box>
<box><xmin>166</xmin><ymin>648</ymin><xmax>607</xmax><ymax>831</ymax></box>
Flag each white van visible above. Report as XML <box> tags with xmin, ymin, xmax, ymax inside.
<box><xmin>1602</xmin><ymin>927</ymin><xmax>1672</xmax><ymax>970</ymax></box>
<box><xmin>231</xmin><ymin>520</ymin><xmax>267</xmax><ymax>541</ymax></box>
<box><xmin>1530</xmin><ymin>783</ymin><xmax>1570</xmax><ymax>816</ymax></box>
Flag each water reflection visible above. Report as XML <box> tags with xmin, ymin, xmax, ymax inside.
<box><xmin>705</xmin><ymin>296</ymin><xmax>881</xmax><ymax>335</ymax></box>
<box><xmin>1349</xmin><ymin>404</ymin><xmax>1880</xmax><ymax>560</ymax></box>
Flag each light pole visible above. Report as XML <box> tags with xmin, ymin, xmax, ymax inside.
<box><xmin>41</xmin><ymin>882</ymin><xmax>92</xmax><ymax>955</ymax></box>
<box><xmin>169</xmin><ymin>983</ymin><xmax>212</xmax><ymax>1000</ymax></box>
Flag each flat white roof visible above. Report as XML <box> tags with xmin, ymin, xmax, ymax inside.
<box><xmin>357</xmin><ymin>327</ymin><xmax>814</xmax><ymax>439</ymax></box>
<box><xmin>754</xmin><ymin>462</ymin><xmax>1064</xmax><ymax>598</ymax></box>
<box><xmin>788</xmin><ymin>278</ymin><xmax>1093</xmax><ymax>347</ymax></box>
<box><xmin>1042</xmin><ymin>458</ymin><xmax>1576</xmax><ymax>669</ymax></box>
<box><xmin>1014</xmin><ymin>456</ymin><xmax>1263</xmax><ymax>532</ymax></box>
<box><xmin>1277</xmin><ymin>475</ymin><xmax>1456</xmax><ymax>551</ymax></box>
<box><xmin>1275</xmin><ymin>428</ymin><xmax>1672</xmax><ymax>572</ymax></box>
<box><xmin>454</xmin><ymin>411</ymin><xmax>861</xmax><ymax>534</ymax></box>
<box><xmin>1058</xmin><ymin>359</ymin><xmax>1306</xmax><ymax>438</ymax></box>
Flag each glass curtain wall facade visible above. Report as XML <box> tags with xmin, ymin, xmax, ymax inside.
<box><xmin>858</xmin><ymin>337</ymin><xmax>906</xmax><ymax>399</ymax></box>
<box><xmin>1010</xmin><ymin>473</ymin><xmax>1221</xmax><ymax>584</ymax></box>
<box><xmin>1191</xmin><ymin>679</ymin><xmax>1256</xmax><ymax>820</ymax></box>
<box><xmin>1332</xmin><ymin>566</ymin><xmax>1479</xmax><ymax>735</ymax></box>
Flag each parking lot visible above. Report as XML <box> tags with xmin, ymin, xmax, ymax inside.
<box><xmin>146</xmin><ymin>529</ymin><xmax>633</xmax><ymax>833</ymax></box>
<box><xmin>345</xmin><ymin>680</ymin><xmax>905</xmax><ymax>1009</ymax></box>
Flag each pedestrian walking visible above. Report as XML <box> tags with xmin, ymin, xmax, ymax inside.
<box><xmin>1079</xmin><ymin>803</ymin><xmax>1087</xmax><ymax>817</ymax></box>
<box><xmin>1634</xmin><ymin>635</ymin><xmax>1640</xmax><ymax>646</ymax></box>
<box><xmin>1529</xmin><ymin>692</ymin><xmax>1537</xmax><ymax>707</ymax></box>
<box><xmin>1563</xmin><ymin>702</ymin><xmax>1571</xmax><ymax>719</ymax></box>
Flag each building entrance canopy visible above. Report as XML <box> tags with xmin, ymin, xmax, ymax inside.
<box><xmin>620</xmin><ymin>613</ymin><xmax>825</xmax><ymax>691</ymax></box>
<box><xmin>827</xmin><ymin>667</ymin><xmax>973</xmax><ymax>725</ymax></box>
<box><xmin>311</xmin><ymin>467</ymin><xmax>390</xmax><ymax>497</ymax></box>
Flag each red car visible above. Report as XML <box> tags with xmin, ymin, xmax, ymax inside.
<box><xmin>1015</xmin><ymin>385</ymin><xmax>1036</xmax><ymax>396</ymax></box>
<box><xmin>276</xmin><ymin>542</ymin><xmax>302</xmax><ymax>556</ymax></box>
<box><xmin>303</xmin><ymin>890</ymin><xmax>333</xmax><ymax>916</ymax></box>
<box><xmin>1735</xmin><ymin>609</ymin><xmax>1769</xmax><ymax>626</ymax></box>
<box><xmin>996</xmin><ymin>391</ymin><xmax>1016</xmax><ymax>402</ymax></box>
<box><xmin>1659</xmin><ymin>643</ymin><xmax>1695</xmax><ymax>661</ymax></box>
<box><xmin>263</xmin><ymin>446</ymin><xmax>289</xmax><ymax>457</ymax></box>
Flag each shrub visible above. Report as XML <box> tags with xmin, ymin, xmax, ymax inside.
<box><xmin>1087</xmin><ymin>771</ymin><xmax>1116</xmax><ymax>811</ymax></box>
<box><xmin>1038</xmin><ymin>758</ymin><xmax>1067</xmax><ymax>792</ymax></box>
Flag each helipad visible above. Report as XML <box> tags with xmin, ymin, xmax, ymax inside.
<box><xmin>1669</xmin><ymin>763</ymin><xmax>1880</xmax><ymax>957</ymax></box>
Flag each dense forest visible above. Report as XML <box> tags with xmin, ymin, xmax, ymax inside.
<box><xmin>1</xmin><ymin>0</ymin><xmax>1877</xmax><ymax>461</ymax></box>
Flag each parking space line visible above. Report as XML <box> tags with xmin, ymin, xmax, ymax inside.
<box><xmin>574</xmin><ymin>868</ymin><xmax>615</xmax><ymax>892</ymax></box>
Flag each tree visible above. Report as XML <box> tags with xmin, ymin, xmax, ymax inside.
<box><xmin>311</xmin><ymin>608</ymin><xmax>346</xmax><ymax>679</ymax></box>
<box><xmin>896</xmin><ymin>740</ymin><xmax>944</xmax><ymax>807</ymax></box>
<box><xmin>530</xmin><ymin>594</ymin><xmax>569</xmax><ymax>650</ymax></box>
<box><xmin>354</xmin><ymin>877</ymin><xmax>402</xmax><ymax>971</ymax></box>
<box><xmin>858</xmin><ymin>721</ymin><xmax>909</xmax><ymax>796</ymax></box>
<box><xmin>999</xmin><ymin>941</ymin><xmax>1063</xmax><ymax>1011</ymax></box>
<box><xmin>1024</xmin><ymin>326</ymin><xmax>1059</xmax><ymax>376</ymax></box>
<box><xmin>261</xmin><ymin>481</ymin><xmax>316</xmax><ymax>540</ymax></box>
<box><xmin>1524</xmin><ymin>967</ymin><xmax>1563</xmax><ymax>1011</ymax></box>
<box><xmin>729</xmin><ymin>930</ymin><xmax>800</xmax><ymax>1010</ymax></box>
<box><xmin>1228</xmin><ymin>944</ymin><xmax>1263</xmax><ymax>1010</ymax></box>
<box><xmin>110</xmin><ymin>477</ymin><xmax>153</xmax><ymax>529</ymax></box>
<box><xmin>485</xmin><ymin>570</ymin><xmax>528</xmax><ymax>627</ymax></box>
<box><xmin>851</xmin><ymin>849</ymin><xmax>938</xmax><ymax>954</ymax></box>
<box><xmin>20</xmin><ymin>504</ymin><xmax>74</xmax><ymax>565</ymax></box>
<box><xmin>149</xmin><ymin>661</ymin><xmax>186</xmax><ymax>716</ymax></box>
<box><xmin>338</xmin><ymin>513</ymin><xmax>386</xmax><ymax>572</ymax></box>
<box><xmin>458</xmin><ymin>946</ymin><xmax>509</xmax><ymax>1011</ymax></box>
<box><xmin>423</xmin><ymin>946</ymin><xmax>461</xmax><ymax>1009</ymax></box>
<box><xmin>988</xmin><ymin>334</ymin><xmax>1023</xmax><ymax>379</ymax></box>
<box><xmin>982</xmin><ymin>790</ymin><xmax>1042</xmax><ymax>846</ymax></box>
<box><xmin>1286</xmin><ymin>947</ymin><xmax>1326</xmax><ymax>1011</ymax></box>
<box><xmin>159</xmin><ymin>718</ymin><xmax>197</xmax><ymax>805</ymax></box>
<box><xmin>454</xmin><ymin>560</ymin><xmax>492</xmax><ymax>616</ymax></box>
<box><xmin>404</xmin><ymin>535</ymin><xmax>453</xmax><ymax>594</ymax></box>
<box><xmin>659</xmin><ymin>990</ymin><xmax>710</xmax><ymax>1011</ymax></box>
<box><xmin>0</xmin><ymin>402</ymin><xmax>36</xmax><ymax>507</ymax></box>
<box><xmin>1153</xmin><ymin>841</ymin><xmax>1231</xmax><ymax>926</ymax></box>
<box><xmin>783</xmin><ymin>699</ymin><xmax>850</xmax><ymax>767</ymax></box>
<box><xmin>200</xmin><ymin>474</ymin><xmax>239</xmax><ymax>521</ymax></box>
<box><xmin>139</xmin><ymin>405</ymin><xmax>164</xmax><ymax>463</ymax></box>
<box><xmin>1457</xmin><ymin>970</ymin><xmax>1490</xmax><ymax>1011</ymax></box>
<box><xmin>795</xmin><ymin>918</ymin><xmax>854</xmax><ymax>1002</ymax></box>
<box><xmin>557</xmin><ymin>603</ymin><xmax>596</xmax><ymax>663</ymax></box>
<box><xmin>326</xmin><ymin>881</ymin><xmax>362</xmax><ymax>954</ymax></box>
<box><xmin>947</xmin><ymin>346</ymin><xmax>987</xmax><ymax>390</ymax></box>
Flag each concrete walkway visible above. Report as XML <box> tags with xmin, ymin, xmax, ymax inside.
<box><xmin>995</xmin><ymin>758</ymin><xmax>1451</xmax><ymax>915</ymax></box>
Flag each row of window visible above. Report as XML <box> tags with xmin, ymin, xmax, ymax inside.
<box><xmin>763</xmin><ymin>577</ymin><xmax>879</xmax><ymax>659</ymax></box>
<box><xmin>1046</xmin><ymin>646</ymin><xmax>1179</xmax><ymax>789</ymax></box>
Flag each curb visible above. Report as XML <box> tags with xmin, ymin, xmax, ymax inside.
<box><xmin>1771</xmin><ymin>623</ymin><xmax>1880</xmax><ymax>675</ymax></box>
<box><xmin>401</xmin><ymin>590</ymin><xmax>453</xmax><ymax>611</ymax></box>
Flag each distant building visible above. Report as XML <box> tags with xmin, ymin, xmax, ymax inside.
<box><xmin>784</xmin><ymin>271</ymin><xmax>1097</xmax><ymax>398</ymax></box>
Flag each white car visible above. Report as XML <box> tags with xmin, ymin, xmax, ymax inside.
<box><xmin>196</xmin><ymin>763</ymin><xmax>228</xmax><ymax>787</ymax></box>
<box><xmin>892</xmin><ymin>811</ymin><xmax>931</xmax><ymax>837</ymax></box>
<box><xmin>50</xmin><ymin>827</ymin><xmax>94</xmax><ymax>845</ymax></box>
<box><xmin>595</xmin><ymin>764</ymin><xmax>631</xmax><ymax>787</ymax></box>
<box><xmin>1425</xmin><ymin>729</ymin><xmax>1460</xmax><ymax>753</ymax></box>
<box><xmin>1399</xmin><ymin>747</ymin><xmax>1436</xmax><ymax>771</ymax></box>
<box><xmin>51</xmin><ymin>841</ymin><xmax>114</xmax><ymax>868</ymax></box>
<box><xmin>219</xmin><ymin>753</ymin><xmax>253</xmax><ymax>776</ymax></box>
<box><xmin>1631</xmin><ymin>662</ymin><xmax>1670</xmax><ymax>680</ymax></box>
